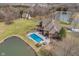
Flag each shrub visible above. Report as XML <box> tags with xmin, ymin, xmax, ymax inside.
<box><xmin>35</xmin><ymin>43</ymin><xmax>41</xmax><ymax>47</ymax></box>
<box><xmin>58</xmin><ymin>27</ymin><xmax>66</xmax><ymax>39</ymax></box>
<box><xmin>38</xmin><ymin>48</ymin><xmax>52</xmax><ymax>56</ymax></box>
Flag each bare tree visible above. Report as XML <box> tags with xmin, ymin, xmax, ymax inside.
<box><xmin>39</xmin><ymin>36</ymin><xmax>79</xmax><ymax>56</ymax></box>
<box><xmin>0</xmin><ymin>6</ymin><xmax>20</xmax><ymax>24</ymax></box>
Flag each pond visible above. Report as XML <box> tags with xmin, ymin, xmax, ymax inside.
<box><xmin>0</xmin><ymin>36</ymin><xmax>37</xmax><ymax>56</ymax></box>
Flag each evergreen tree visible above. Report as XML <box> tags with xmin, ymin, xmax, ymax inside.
<box><xmin>58</xmin><ymin>27</ymin><xmax>66</xmax><ymax>39</ymax></box>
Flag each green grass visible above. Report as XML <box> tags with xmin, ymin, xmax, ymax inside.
<box><xmin>60</xmin><ymin>20</ymin><xmax>71</xmax><ymax>25</ymax></box>
<box><xmin>0</xmin><ymin>19</ymin><xmax>38</xmax><ymax>40</ymax></box>
<box><xmin>0</xmin><ymin>18</ymin><xmax>40</xmax><ymax>54</ymax></box>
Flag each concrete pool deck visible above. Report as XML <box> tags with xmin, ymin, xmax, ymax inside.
<box><xmin>27</xmin><ymin>32</ymin><xmax>50</xmax><ymax>44</ymax></box>
<box><xmin>27</xmin><ymin>32</ymin><xmax>46</xmax><ymax>43</ymax></box>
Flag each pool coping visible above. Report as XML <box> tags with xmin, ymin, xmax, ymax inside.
<box><xmin>27</xmin><ymin>32</ymin><xmax>46</xmax><ymax>43</ymax></box>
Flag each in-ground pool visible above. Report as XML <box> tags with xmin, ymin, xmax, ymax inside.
<box><xmin>30</xmin><ymin>33</ymin><xmax>42</xmax><ymax>43</ymax></box>
<box><xmin>27</xmin><ymin>33</ymin><xmax>45</xmax><ymax>43</ymax></box>
<box><xmin>0</xmin><ymin>36</ymin><xmax>36</xmax><ymax>56</ymax></box>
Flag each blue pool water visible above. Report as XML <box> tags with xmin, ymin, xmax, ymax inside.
<box><xmin>30</xmin><ymin>33</ymin><xmax>42</xmax><ymax>43</ymax></box>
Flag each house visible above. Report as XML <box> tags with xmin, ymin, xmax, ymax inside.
<box><xmin>71</xmin><ymin>12</ymin><xmax>79</xmax><ymax>29</ymax></box>
<box><xmin>59</xmin><ymin>11</ymin><xmax>72</xmax><ymax>22</ymax></box>
<box><xmin>36</xmin><ymin>16</ymin><xmax>62</xmax><ymax>39</ymax></box>
<box><xmin>54</xmin><ymin>7</ymin><xmax>72</xmax><ymax>23</ymax></box>
<box><xmin>22</xmin><ymin>12</ymin><xmax>31</xmax><ymax>19</ymax></box>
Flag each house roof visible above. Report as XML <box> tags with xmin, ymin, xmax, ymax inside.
<box><xmin>42</xmin><ymin>18</ymin><xmax>60</xmax><ymax>33</ymax></box>
<box><xmin>74</xmin><ymin>13</ymin><xmax>79</xmax><ymax>19</ymax></box>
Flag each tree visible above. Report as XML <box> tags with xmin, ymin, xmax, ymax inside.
<box><xmin>38</xmin><ymin>48</ymin><xmax>52</xmax><ymax>56</ymax></box>
<box><xmin>58</xmin><ymin>27</ymin><xmax>66</xmax><ymax>39</ymax></box>
<box><xmin>4</xmin><ymin>6</ymin><xmax>14</xmax><ymax>25</ymax></box>
<box><xmin>44</xmin><ymin>30</ymin><xmax>49</xmax><ymax>38</ymax></box>
<box><xmin>29</xmin><ymin>4</ymin><xmax>50</xmax><ymax>17</ymax></box>
<box><xmin>0</xmin><ymin>6</ymin><xmax>20</xmax><ymax>25</ymax></box>
<box><xmin>4</xmin><ymin>17</ymin><xmax>13</xmax><ymax>25</ymax></box>
<box><xmin>39</xmin><ymin>21</ymin><xmax>43</xmax><ymax>27</ymax></box>
<box><xmin>0</xmin><ymin>10</ymin><xmax>5</xmax><ymax>22</ymax></box>
<box><xmin>20</xmin><ymin>10</ymin><xmax>23</xmax><ymax>18</ymax></box>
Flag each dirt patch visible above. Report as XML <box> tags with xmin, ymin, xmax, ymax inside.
<box><xmin>0</xmin><ymin>29</ymin><xmax>4</xmax><ymax>34</ymax></box>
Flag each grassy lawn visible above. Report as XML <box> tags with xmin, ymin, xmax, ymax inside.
<box><xmin>60</xmin><ymin>20</ymin><xmax>71</xmax><ymax>25</ymax></box>
<box><xmin>0</xmin><ymin>18</ymin><xmax>39</xmax><ymax>55</ymax></box>
<box><xmin>60</xmin><ymin>20</ymin><xmax>79</xmax><ymax>41</ymax></box>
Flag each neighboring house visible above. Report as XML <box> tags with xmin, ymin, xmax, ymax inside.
<box><xmin>72</xmin><ymin>12</ymin><xmax>79</xmax><ymax>29</ymax></box>
<box><xmin>52</xmin><ymin>7</ymin><xmax>73</xmax><ymax>23</ymax></box>
<box><xmin>73</xmin><ymin>12</ymin><xmax>79</xmax><ymax>23</ymax></box>
<box><xmin>55</xmin><ymin>11</ymin><xmax>72</xmax><ymax>23</ymax></box>
<box><xmin>59</xmin><ymin>11</ymin><xmax>72</xmax><ymax>22</ymax></box>
<box><xmin>22</xmin><ymin>12</ymin><xmax>31</xmax><ymax>19</ymax></box>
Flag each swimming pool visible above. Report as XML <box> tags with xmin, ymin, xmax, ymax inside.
<box><xmin>27</xmin><ymin>32</ymin><xmax>45</xmax><ymax>43</ymax></box>
<box><xmin>30</xmin><ymin>33</ymin><xmax>42</xmax><ymax>43</ymax></box>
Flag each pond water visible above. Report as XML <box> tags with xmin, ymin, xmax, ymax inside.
<box><xmin>0</xmin><ymin>36</ymin><xmax>37</xmax><ymax>56</ymax></box>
